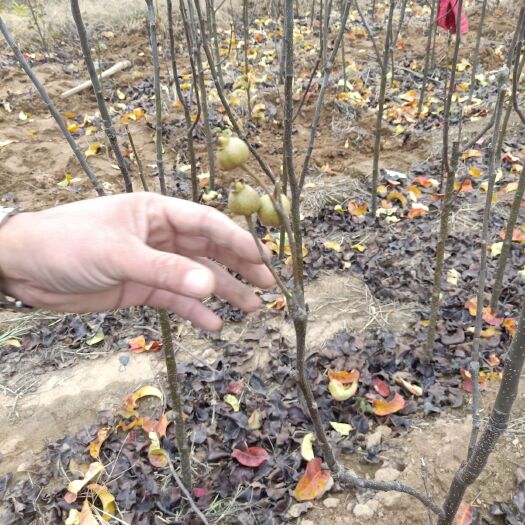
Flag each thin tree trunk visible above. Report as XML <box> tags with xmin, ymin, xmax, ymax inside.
<box><xmin>370</xmin><ymin>0</ymin><xmax>395</xmax><ymax>218</ymax></box>
<box><xmin>71</xmin><ymin>0</ymin><xmax>132</xmax><ymax>193</ymax></box>
<box><xmin>468</xmin><ymin>0</ymin><xmax>488</xmax><ymax>102</ymax></box>
<box><xmin>242</xmin><ymin>0</ymin><xmax>252</xmax><ymax>117</ymax></box>
<box><xmin>423</xmin><ymin>0</ymin><xmax>464</xmax><ymax>360</ymax></box>
<box><xmin>146</xmin><ymin>0</ymin><xmax>192</xmax><ymax>491</ymax></box>
<box><xmin>417</xmin><ymin>0</ymin><xmax>438</xmax><ymax>117</ymax></box>
<box><xmin>187</xmin><ymin>0</ymin><xmax>217</xmax><ymax>190</ymax></box>
<box><xmin>439</xmin><ymin>293</ymin><xmax>525</xmax><ymax>524</ymax></box>
<box><xmin>168</xmin><ymin>0</ymin><xmax>200</xmax><ymax>202</ymax></box>
<box><xmin>70</xmin><ymin>0</ymin><xmax>133</xmax><ymax>194</ymax></box>
<box><xmin>467</xmin><ymin>67</ymin><xmax>509</xmax><ymax>458</ymax></box>
<box><xmin>0</xmin><ymin>16</ymin><xmax>105</xmax><ymax>196</ymax></box>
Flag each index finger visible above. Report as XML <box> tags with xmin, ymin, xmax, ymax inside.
<box><xmin>157</xmin><ymin>195</ymin><xmax>269</xmax><ymax>265</ymax></box>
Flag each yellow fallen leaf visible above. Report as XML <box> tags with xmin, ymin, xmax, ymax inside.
<box><xmin>324</xmin><ymin>241</ymin><xmax>341</xmax><ymax>252</ymax></box>
<box><xmin>147</xmin><ymin>432</ymin><xmax>169</xmax><ymax>468</ymax></box>
<box><xmin>18</xmin><ymin>110</ymin><xmax>29</xmax><ymax>121</ymax></box>
<box><xmin>301</xmin><ymin>432</ymin><xmax>315</xmax><ymax>461</ymax></box>
<box><xmin>0</xmin><ymin>139</ymin><xmax>16</xmax><ymax>149</ymax></box>
<box><xmin>66</xmin><ymin>462</ymin><xmax>105</xmax><ymax>502</ymax></box>
<box><xmin>248</xmin><ymin>409</ymin><xmax>263</xmax><ymax>430</ymax></box>
<box><xmin>87</xmin><ymin>484</ymin><xmax>116</xmax><ymax>521</ymax></box>
<box><xmin>67</xmin><ymin>123</ymin><xmax>80</xmax><ymax>133</ymax></box>
<box><xmin>462</xmin><ymin>149</ymin><xmax>482</xmax><ymax>160</ymax></box>
<box><xmin>489</xmin><ymin>242</ymin><xmax>503</xmax><ymax>257</ymax></box>
<box><xmin>224</xmin><ymin>394</ymin><xmax>240</xmax><ymax>412</ymax></box>
<box><xmin>86</xmin><ymin>332</ymin><xmax>104</xmax><ymax>346</ymax></box>
<box><xmin>116</xmin><ymin>89</ymin><xmax>126</xmax><ymax>100</ymax></box>
<box><xmin>328</xmin><ymin>379</ymin><xmax>358</xmax><ymax>401</ymax></box>
<box><xmin>57</xmin><ymin>174</ymin><xmax>73</xmax><ymax>188</ymax></box>
<box><xmin>352</xmin><ymin>243</ymin><xmax>366</xmax><ymax>252</ymax></box>
<box><xmin>447</xmin><ymin>268</ymin><xmax>459</xmax><ymax>286</ymax></box>
<box><xmin>0</xmin><ymin>338</ymin><xmax>21</xmax><ymax>348</ymax></box>
<box><xmin>85</xmin><ymin>126</ymin><xmax>97</xmax><ymax>136</ymax></box>
<box><xmin>122</xmin><ymin>386</ymin><xmax>164</xmax><ymax>417</ymax></box>
<box><xmin>329</xmin><ymin>421</ymin><xmax>353</xmax><ymax>436</ymax></box>
<box><xmin>469</xmin><ymin>167</ymin><xmax>481</xmax><ymax>177</ymax></box>
<box><xmin>85</xmin><ymin>142</ymin><xmax>102</xmax><ymax>158</ymax></box>
<box><xmin>505</xmin><ymin>182</ymin><xmax>519</xmax><ymax>193</ymax></box>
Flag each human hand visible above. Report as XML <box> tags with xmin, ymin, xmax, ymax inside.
<box><xmin>0</xmin><ymin>193</ymin><xmax>275</xmax><ymax>330</ymax></box>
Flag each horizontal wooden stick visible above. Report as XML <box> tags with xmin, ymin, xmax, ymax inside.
<box><xmin>60</xmin><ymin>60</ymin><xmax>131</xmax><ymax>98</ymax></box>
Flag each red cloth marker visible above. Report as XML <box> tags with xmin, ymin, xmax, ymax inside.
<box><xmin>437</xmin><ymin>0</ymin><xmax>469</xmax><ymax>34</ymax></box>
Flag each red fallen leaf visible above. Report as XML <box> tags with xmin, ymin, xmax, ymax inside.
<box><xmin>227</xmin><ymin>380</ymin><xmax>245</xmax><ymax>395</ymax></box>
<box><xmin>231</xmin><ymin>443</ymin><xmax>270</xmax><ymax>468</ymax></box>
<box><xmin>255</xmin><ymin>32</ymin><xmax>264</xmax><ymax>43</ymax></box>
<box><xmin>411</xmin><ymin>176</ymin><xmax>433</xmax><ymax>188</ymax></box>
<box><xmin>372</xmin><ymin>378</ymin><xmax>391</xmax><ymax>398</ymax></box>
<box><xmin>372</xmin><ymin>392</ymin><xmax>405</xmax><ymax>416</ymax></box>
<box><xmin>328</xmin><ymin>369</ymin><xmax>360</xmax><ymax>384</ymax></box>
<box><xmin>194</xmin><ymin>487</ymin><xmax>207</xmax><ymax>498</ymax></box>
<box><xmin>431</xmin><ymin>193</ymin><xmax>445</xmax><ymax>201</ymax></box>
<box><xmin>503</xmin><ymin>317</ymin><xmax>516</xmax><ymax>337</ymax></box>
<box><xmin>482</xmin><ymin>307</ymin><xmax>503</xmax><ymax>327</ymax></box>
<box><xmin>455</xmin><ymin>501</ymin><xmax>473</xmax><ymax>525</ymax></box>
<box><xmin>295</xmin><ymin>458</ymin><xmax>334</xmax><ymax>501</ymax></box>
<box><xmin>464</xmin><ymin>297</ymin><xmax>477</xmax><ymax>316</ymax></box>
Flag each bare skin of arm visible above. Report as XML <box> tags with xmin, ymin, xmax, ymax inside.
<box><xmin>0</xmin><ymin>193</ymin><xmax>275</xmax><ymax>331</ymax></box>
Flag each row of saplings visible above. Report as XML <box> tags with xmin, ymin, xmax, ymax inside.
<box><xmin>218</xmin><ymin>135</ymin><xmax>291</xmax><ymax>225</ymax></box>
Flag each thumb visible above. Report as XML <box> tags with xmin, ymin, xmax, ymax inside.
<box><xmin>120</xmin><ymin>245</ymin><xmax>215</xmax><ymax>299</ymax></box>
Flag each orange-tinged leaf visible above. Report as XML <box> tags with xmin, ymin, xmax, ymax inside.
<box><xmin>499</xmin><ymin>228</ymin><xmax>525</xmax><ymax>242</ymax></box>
<box><xmin>122</xmin><ymin>386</ymin><xmax>163</xmax><ymax>417</ymax></box>
<box><xmin>464</xmin><ymin>297</ymin><xmax>477</xmax><ymax>316</ymax></box>
<box><xmin>128</xmin><ymin>335</ymin><xmax>146</xmax><ymax>352</ymax></box>
<box><xmin>87</xmin><ymin>484</ymin><xmax>116</xmax><ymax>521</ymax></box>
<box><xmin>455</xmin><ymin>501</ymin><xmax>473</xmax><ymax>525</ymax></box>
<box><xmin>294</xmin><ymin>458</ymin><xmax>334</xmax><ymax>501</ymax></box>
<box><xmin>482</xmin><ymin>307</ymin><xmax>503</xmax><ymax>327</ymax></box>
<box><xmin>267</xmin><ymin>295</ymin><xmax>287</xmax><ymax>310</ymax></box>
<box><xmin>407</xmin><ymin>207</ymin><xmax>427</xmax><ymax>219</ymax></box>
<box><xmin>411</xmin><ymin>176</ymin><xmax>433</xmax><ymax>188</ymax></box>
<box><xmin>407</xmin><ymin>185</ymin><xmax>422</xmax><ymax>199</ymax></box>
<box><xmin>348</xmin><ymin>199</ymin><xmax>368</xmax><ymax>217</ymax></box>
<box><xmin>387</xmin><ymin>190</ymin><xmax>408</xmax><ymax>208</ymax></box>
<box><xmin>89</xmin><ymin>427</ymin><xmax>111</xmax><ymax>459</ymax></box>
<box><xmin>487</xmin><ymin>353</ymin><xmax>500</xmax><ymax>367</ymax></box>
<box><xmin>503</xmin><ymin>317</ymin><xmax>516</xmax><ymax>337</ymax></box>
<box><xmin>328</xmin><ymin>369</ymin><xmax>360</xmax><ymax>384</ymax></box>
<box><xmin>458</xmin><ymin>179</ymin><xmax>473</xmax><ymax>192</ymax></box>
<box><xmin>372</xmin><ymin>392</ymin><xmax>405</xmax><ymax>416</ymax></box>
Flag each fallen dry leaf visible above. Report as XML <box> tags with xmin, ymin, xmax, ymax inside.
<box><xmin>372</xmin><ymin>392</ymin><xmax>406</xmax><ymax>416</ymax></box>
<box><xmin>301</xmin><ymin>433</ymin><xmax>315</xmax><ymax>461</ymax></box>
<box><xmin>87</xmin><ymin>484</ymin><xmax>116</xmax><ymax>521</ymax></box>
<box><xmin>122</xmin><ymin>386</ymin><xmax>163</xmax><ymax>417</ymax></box>
<box><xmin>328</xmin><ymin>379</ymin><xmax>358</xmax><ymax>401</ymax></box>
<box><xmin>294</xmin><ymin>458</ymin><xmax>334</xmax><ymax>501</ymax></box>
<box><xmin>231</xmin><ymin>443</ymin><xmax>270</xmax><ymax>467</ymax></box>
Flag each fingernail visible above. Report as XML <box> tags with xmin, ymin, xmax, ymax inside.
<box><xmin>183</xmin><ymin>268</ymin><xmax>213</xmax><ymax>296</ymax></box>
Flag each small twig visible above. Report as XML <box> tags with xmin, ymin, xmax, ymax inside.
<box><xmin>336</xmin><ymin>465</ymin><xmax>444</xmax><ymax>519</ymax></box>
<box><xmin>245</xmin><ymin>215</ymin><xmax>292</xmax><ymax>303</ymax></box>
<box><xmin>292</xmin><ymin>58</ymin><xmax>321</xmax><ymax>122</ymax></box>
<box><xmin>167</xmin><ymin>455</ymin><xmax>209</xmax><ymax>524</ymax></box>
<box><xmin>125</xmin><ymin>125</ymin><xmax>149</xmax><ymax>192</ymax></box>
<box><xmin>421</xmin><ymin>458</ymin><xmax>435</xmax><ymax>525</ymax></box>
<box><xmin>355</xmin><ymin>0</ymin><xmax>383</xmax><ymax>71</ymax></box>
